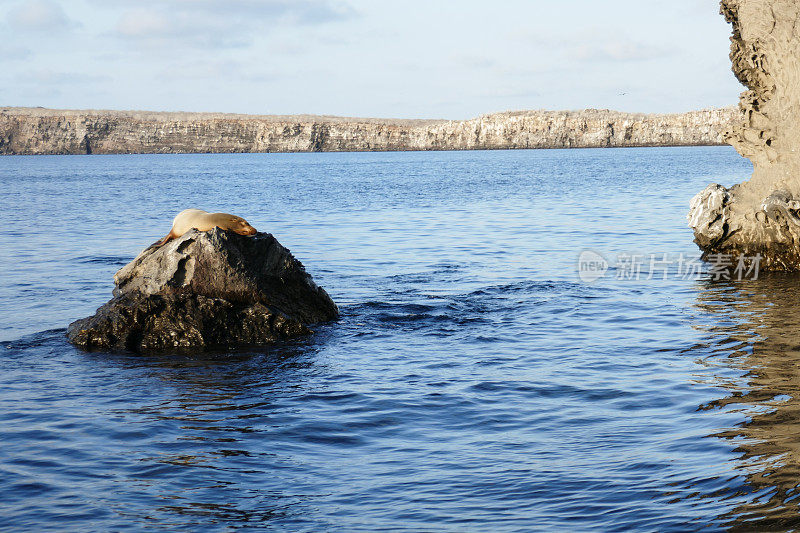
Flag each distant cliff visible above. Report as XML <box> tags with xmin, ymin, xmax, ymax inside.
<box><xmin>0</xmin><ymin>106</ymin><xmax>737</xmax><ymax>155</ymax></box>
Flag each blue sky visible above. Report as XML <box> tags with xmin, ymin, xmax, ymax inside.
<box><xmin>1</xmin><ymin>0</ymin><xmax>743</xmax><ymax>118</ymax></box>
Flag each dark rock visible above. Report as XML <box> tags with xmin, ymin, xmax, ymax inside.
<box><xmin>68</xmin><ymin>228</ymin><xmax>338</xmax><ymax>352</ymax></box>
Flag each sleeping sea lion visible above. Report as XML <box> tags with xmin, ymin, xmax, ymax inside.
<box><xmin>154</xmin><ymin>209</ymin><xmax>258</xmax><ymax>247</ymax></box>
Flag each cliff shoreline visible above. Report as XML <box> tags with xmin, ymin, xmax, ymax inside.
<box><xmin>688</xmin><ymin>0</ymin><xmax>800</xmax><ymax>270</ymax></box>
<box><xmin>1</xmin><ymin>106</ymin><xmax>736</xmax><ymax>155</ymax></box>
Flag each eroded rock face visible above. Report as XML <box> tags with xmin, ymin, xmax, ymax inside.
<box><xmin>0</xmin><ymin>106</ymin><xmax>735</xmax><ymax>155</ymax></box>
<box><xmin>689</xmin><ymin>0</ymin><xmax>800</xmax><ymax>269</ymax></box>
<box><xmin>67</xmin><ymin>228</ymin><xmax>338</xmax><ymax>352</ymax></box>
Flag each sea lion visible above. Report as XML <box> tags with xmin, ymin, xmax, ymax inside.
<box><xmin>154</xmin><ymin>209</ymin><xmax>258</xmax><ymax>247</ymax></box>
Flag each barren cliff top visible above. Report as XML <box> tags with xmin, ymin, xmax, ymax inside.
<box><xmin>0</xmin><ymin>106</ymin><xmax>735</xmax><ymax>125</ymax></box>
<box><xmin>0</xmin><ymin>107</ymin><xmax>446</xmax><ymax>125</ymax></box>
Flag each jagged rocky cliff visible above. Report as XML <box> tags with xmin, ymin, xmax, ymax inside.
<box><xmin>689</xmin><ymin>0</ymin><xmax>800</xmax><ymax>269</ymax></box>
<box><xmin>0</xmin><ymin>106</ymin><xmax>735</xmax><ymax>155</ymax></box>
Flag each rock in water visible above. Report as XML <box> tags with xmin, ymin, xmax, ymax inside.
<box><xmin>688</xmin><ymin>0</ymin><xmax>800</xmax><ymax>269</ymax></box>
<box><xmin>68</xmin><ymin>228</ymin><xmax>338</xmax><ymax>352</ymax></box>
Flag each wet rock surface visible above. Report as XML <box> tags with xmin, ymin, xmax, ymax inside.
<box><xmin>67</xmin><ymin>228</ymin><xmax>338</xmax><ymax>352</ymax></box>
<box><xmin>689</xmin><ymin>0</ymin><xmax>800</xmax><ymax>270</ymax></box>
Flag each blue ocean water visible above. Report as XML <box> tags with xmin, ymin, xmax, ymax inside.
<box><xmin>2</xmin><ymin>147</ymin><xmax>799</xmax><ymax>530</ymax></box>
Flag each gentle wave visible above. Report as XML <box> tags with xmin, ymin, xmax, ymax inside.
<box><xmin>5</xmin><ymin>148</ymin><xmax>796</xmax><ymax>531</ymax></box>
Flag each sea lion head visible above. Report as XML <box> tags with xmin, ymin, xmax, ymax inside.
<box><xmin>229</xmin><ymin>215</ymin><xmax>258</xmax><ymax>236</ymax></box>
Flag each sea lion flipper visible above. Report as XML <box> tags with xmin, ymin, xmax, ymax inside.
<box><xmin>151</xmin><ymin>233</ymin><xmax>173</xmax><ymax>248</ymax></box>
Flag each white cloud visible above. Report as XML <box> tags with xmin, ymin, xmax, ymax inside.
<box><xmin>570</xmin><ymin>41</ymin><xmax>671</xmax><ymax>62</ymax></box>
<box><xmin>20</xmin><ymin>69</ymin><xmax>111</xmax><ymax>84</ymax></box>
<box><xmin>0</xmin><ymin>43</ymin><xmax>33</xmax><ymax>60</ymax></box>
<box><xmin>157</xmin><ymin>59</ymin><xmax>274</xmax><ymax>83</ymax></box>
<box><xmin>7</xmin><ymin>0</ymin><xmax>76</xmax><ymax>32</ymax></box>
<box><xmin>116</xmin><ymin>9</ymin><xmax>170</xmax><ymax>38</ymax></box>
<box><xmin>517</xmin><ymin>29</ymin><xmax>672</xmax><ymax>64</ymax></box>
<box><xmin>453</xmin><ymin>54</ymin><xmax>499</xmax><ymax>70</ymax></box>
<box><xmin>114</xmin><ymin>8</ymin><xmax>250</xmax><ymax>50</ymax></box>
<box><xmin>141</xmin><ymin>0</ymin><xmax>356</xmax><ymax>24</ymax></box>
<box><xmin>108</xmin><ymin>0</ymin><xmax>355</xmax><ymax>50</ymax></box>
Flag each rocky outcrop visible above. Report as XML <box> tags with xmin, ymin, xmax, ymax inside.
<box><xmin>689</xmin><ymin>0</ymin><xmax>800</xmax><ymax>269</ymax></box>
<box><xmin>0</xmin><ymin>106</ymin><xmax>735</xmax><ymax>155</ymax></box>
<box><xmin>67</xmin><ymin>228</ymin><xmax>338</xmax><ymax>352</ymax></box>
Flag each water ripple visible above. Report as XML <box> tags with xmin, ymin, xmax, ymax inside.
<box><xmin>2</xmin><ymin>148</ymin><xmax>788</xmax><ymax>531</ymax></box>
